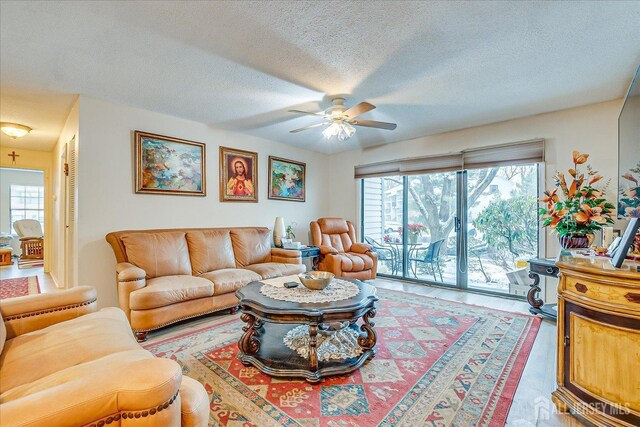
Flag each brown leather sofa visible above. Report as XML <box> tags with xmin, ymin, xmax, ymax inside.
<box><xmin>106</xmin><ymin>227</ymin><xmax>305</xmax><ymax>341</ymax></box>
<box><xmin>310</xmin><ymin>218</ymin><xmax>377</xmax><ymax>280</ymax></box>
<box><xmin>0</xmin><ymin>286</ymin><xmax>209</xmax><ymax>427</ymax></box>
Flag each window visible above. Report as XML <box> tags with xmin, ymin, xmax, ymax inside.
<box><xmin>10</xmin><ymin>185</ymin><xmax>44</xmax><ymax>232</ymax></box>
<box><xmin>358</xmin><ymin>140</ymin><xmax>544</xmax><ymax>297</ymax></box>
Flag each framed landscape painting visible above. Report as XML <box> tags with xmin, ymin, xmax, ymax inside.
<box><xmin>220</xmin><ymin>146</ymin><xmax>258</xmax><ymax>202</ymax></box>
<box><xmin>268</xmin><ymin>156</ymin><xmax>306</xmax><ymax>202</ymax></box>
<box><xmin>134</xmin><ymin>131</ymin><xmax>206</xmax><ymax>196</ymax></box>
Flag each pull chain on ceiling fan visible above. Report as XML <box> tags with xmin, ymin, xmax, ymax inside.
<box><xmin>288</xmin><ymin>98</ymin><xmax>397</xmax><ymax>141</ymax></box>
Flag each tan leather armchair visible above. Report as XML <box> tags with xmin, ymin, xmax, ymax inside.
<box><xmin>0</xmin><ymin>287</ymin><xmax>209</xmax><ymax>427</ymax></box>
<box><xmin>310</xmin><ymin>218</ymin><xmax>378</xmax><ymax>280</ymax></box>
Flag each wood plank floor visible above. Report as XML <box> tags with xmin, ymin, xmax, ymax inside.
<box><xmin>0</xmin><ymin>260</ymin><xmax>58</xmax><ymax>292</ymax></box>
<box><xmin>374</xmin><ymin>277</ymin><xmax>582</xmax><ymax>427</ymax></box>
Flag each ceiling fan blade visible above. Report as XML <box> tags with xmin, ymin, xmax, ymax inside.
<box><xmin>350</xmin><ymin>119</ymin><xmax>397</xmax><ymax>130</ymax></box>
<box><xmin>342</xmin><ymin>102</ymin><xmax>375</xmax><ymax>119</ymax></box>
<box><xmin>288</xmin><ymin>109</ymin><xmax>325</xmax><ymax>117</ymax></box>
<box><xmin>289</xmin><ymin>122</ymin><xmax>327</xmax><ymax>133</ymax></box>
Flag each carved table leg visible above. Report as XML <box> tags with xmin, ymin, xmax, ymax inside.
<box><xmin>308</xmin><ymin>322</ymin><xmax>319</xmax><ymax>371</ymax></box>
<box><xmin>358</xmin><ymin>308</ymin><xmax>377</xmax><ymax>359</ymax></box>
<box><xmin>238</xmin><ymin>313</ymin><xmax>261</xmax><ymax>359</ymax></box>
<box><xmin>527</xmin><ymin>271</ymin><xmax>544</xmax><ymax>309</ymax></box>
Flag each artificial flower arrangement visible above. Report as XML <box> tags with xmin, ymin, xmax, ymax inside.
<box><xmin>539</xmin><ymin>151</ymin><xmax>616</xmax><ymax>247</ymax></box>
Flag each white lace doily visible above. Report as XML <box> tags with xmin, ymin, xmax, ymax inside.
<box><xmin>259</xmin><ymin>278</ymin><xmax>359</xmax><ymax>303</ymax></box>
<box><xmin>283</xmin><ymin>325</ymin><xmax>363</xmax><ymax>361</ymax></box>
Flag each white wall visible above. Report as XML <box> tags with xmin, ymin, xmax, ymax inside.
<box><xmin>51</xmin><ymin>98</ymin><xmax>79</xmax><ymax>288</ymax></box>
<box><xmin>76</xmin><ymin>96</ymin><xmax>331</xmax><ymax>307</ymax></box>
<box><xmin>328</xmin><ymin>99</ymin><xmax>624</xmax><ymax>301</ymax></box>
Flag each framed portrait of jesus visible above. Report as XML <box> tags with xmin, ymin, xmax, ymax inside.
<box><xmin>219</xmin><ymin>146</ymin><xmax>258</xmax><ymax>202</ymax></box>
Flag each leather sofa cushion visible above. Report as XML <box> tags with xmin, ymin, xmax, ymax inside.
<box><xmin>130</xmin><ymin>276</ymin><xmax>214</xmax><ymax>310</ymax></box>
<box><xmin>186</xmin><ymin>230</ymin><xmax>236</xmax><ymax>275</ymax></box>
<box><xmin>0</xmin><ymin>308</ymin><xmax>140</xmax><ymax>394</ymax></box>
<box><xmin>245</xmin><ymin>262</ymin><xmax>306</xmax><ymax>280</ymax></box>
<box><xmin>339</xmin><ymin>252</ymin><xmax>374</xmax><ymax>272</ymax></box>
<box><xmin>230</xmin><ymin>228</ymin><xmax>271</xmax><ymax>267</ymax></box>
<box><xmin>121</xmin><ymin>232</ymin><xmax>191</xmax><ymax>279</ymax></box>
<box><xmin>199</xmin><ymin>268</ymin><xmax>261</xmax><ymax>295</ymax></box>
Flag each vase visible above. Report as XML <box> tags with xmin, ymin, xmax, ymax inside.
<box><xmin>273</xmin><ymin>217</ymin><xmax>285</xmax><ymax>247</ymax></box>
<box><xmin>559</xmin><ymin>233</ymin><xmax>590</xmax><ymax>249</ymax></box>
<box><xmin>409</xmin><ymin>233</ymin><xmax>418</xmax><ymax>244</ymax></box>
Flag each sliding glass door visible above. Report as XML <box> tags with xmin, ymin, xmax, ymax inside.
<box><xmin>362</xmin><ymin>176</ymin><xmax>403</xmax><ymax>277</ymax></box>
<box><xmin>361</xmin><ymin>163</ymin><xmax>540</xmax><ymax>297</ymax></box>
<box><xmin>406</xmin><ymin>172</ymin><xmax>457</xmax><ymax>285</ymax></box>
<box><xmin>466</xmin><ymin>165</ymin><xmax>539</xmax><ymax>294</ymax></box>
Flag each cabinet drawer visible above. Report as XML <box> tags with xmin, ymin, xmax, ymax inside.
<box><xmin>564</xmin><ymin>276</ymin><xmax>640</xmax><ymax>311</ymax></box>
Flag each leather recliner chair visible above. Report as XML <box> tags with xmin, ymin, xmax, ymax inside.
<box><xmin>310</xmin><ymin>218</ymin><xmax>377</xmax><ymax>280</ymax></box>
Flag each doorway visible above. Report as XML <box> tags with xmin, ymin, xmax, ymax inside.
<box><xmin>0</xmin><ymin>167</ymin><xmax>46</xmax><ymax>286</ymax></box>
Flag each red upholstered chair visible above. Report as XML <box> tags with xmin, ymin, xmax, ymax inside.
<box><xmin>310</xmin><ymin>218</ymin><xmax>377</xmax><ymax>280</ymax></box>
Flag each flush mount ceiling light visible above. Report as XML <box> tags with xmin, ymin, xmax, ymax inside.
<box><xmin>0</xmin><ymin>122</ymin><xmax>32</xmax><ymax>139</ymax></box>
<box><xmin>289</xmin><ymin>98</ymin><xmax>397</xmax><ymax>142</ymax></box>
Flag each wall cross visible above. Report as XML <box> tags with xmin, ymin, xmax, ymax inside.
<box><xmin>7</xmin><ymin>151</ymin><xmax>20</xmax><ymax>164</ymax></box>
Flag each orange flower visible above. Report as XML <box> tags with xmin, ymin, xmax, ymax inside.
<box><xmin>589</xmin><ymin>175</ymin><xmax>602</xmax><ymax>185</ymax></box>
<box><xmin>541</xmin><ymin>189</ymin><xmax>559</xmax><ymax>205</ymax></box>
<box><xmin>622</xmin><ymin>173</ymin><xmax>638</xmax><ymax>185</ymax></box>
<box><xmin>574</xmin><ymin>211</ymin><xmax>589</xmax><ymax>224</ymax></box>
<box><xmin>572</xmin><ymin>151</ymin><xmax>589</xmax><ymax>165</ymax></box>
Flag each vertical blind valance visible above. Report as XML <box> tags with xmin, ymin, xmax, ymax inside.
<box><xmin>354</xmin><ymin>139</ymin><xmax>544</xmax><ymax>178</ymax></box>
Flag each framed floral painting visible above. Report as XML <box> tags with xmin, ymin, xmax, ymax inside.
<box><xmin>268</xmin><ymin>156</ymin><xmax>306</xmax><ymax>202</ymax></box>
<box><xmin>220</xmin><ymin>146</ymin><xmax>258</xmax><ymax>202</ymax></box>
<box><xmin>134</xmin><ymin>131</ymin><xmax>206</xmax><ymax>196</ymax></box>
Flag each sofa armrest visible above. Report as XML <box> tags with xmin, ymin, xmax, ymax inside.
<box><xmin>270</xmin><ymin>248</ymin><xmax>302</xmax><ymax>264</ymax></box>
<box><xmin>320</xmin><ymin>245</ymin><xmax>339</xmax><ymax>255</ymax></box>
<box><xmin>350</xmin><ymin>243</ymin><xmax>373</xmax><ymax>254</ymax></box>
<box><xmin>116</xmin><ymin>262</ymin><xmax>147</xmax><ymax>321</ymax></box>
<box><xmin>271</xmin><ymin>248</ymin><xmax>301</xmax><ymax>258</ymax></box>
<box><xmin>0</xmin><ymin>353</ymin><xmax>184</xmax><ymax>427</ymax></box>
<box><xmin>180</xmin><ymin>375</ymin><xmax>210</xmax><ymax>426</ymax></box>
<box><xmin>0</xmin><ymin>286</ymin><xmax>97</xmax><ymax>339</ymax></box>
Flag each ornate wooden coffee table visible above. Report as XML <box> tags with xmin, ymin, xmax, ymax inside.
<box><xmin>235</xmin><ymin>278</ymin><xmax>378</xmax><ymax>383</ymax></box>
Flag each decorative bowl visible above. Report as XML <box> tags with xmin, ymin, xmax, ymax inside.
<box><xmin>298</xmin><ymin>271</ymin><xmax>334</xmax><ymax>290</ymax></box>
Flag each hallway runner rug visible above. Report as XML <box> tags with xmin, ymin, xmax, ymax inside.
<box><xmin>144</xmin><ymin>288</ymin><xmax>541</xmax><ymax>427</ymax></box>
<box><xmin>0</xmin><ymin>276</ymin><xmax>40</xmax><ymax>299</ymax></box>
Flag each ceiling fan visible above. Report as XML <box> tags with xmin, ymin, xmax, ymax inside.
<box><xmin>288</xmin><ymin>98</ymin><xmax>397</xmax><ymax>141</ymax></box>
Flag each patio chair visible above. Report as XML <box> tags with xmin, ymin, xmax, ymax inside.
<box><xmin>365</xmin><ymin>236</ymin><xmax>397</xmax><ymax>275</ymax></box>
<box><xmin>409</xmin><ymin>239</ymin><xmax>445</xmax><ymax>281</ymax></box>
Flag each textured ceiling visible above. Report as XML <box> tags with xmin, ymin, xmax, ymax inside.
<box><xmin>1</xmin><ymin>1</ymin><xmax>639</xmax><ymax>154</ymax></box>
<box><xmin>0</xmin><ymin>87</ymin><xmax>77</xmax><ymax>151</ymax></box>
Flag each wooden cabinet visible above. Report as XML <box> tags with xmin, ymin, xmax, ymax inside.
<box><xmin>553</xmin><ymin>257</ymin><xmax>640</xmax><ymax>427</ymax></box>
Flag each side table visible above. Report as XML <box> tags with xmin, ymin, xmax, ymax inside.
<box><xmin>0</xmin><ymin>247</ymin><xmax>13</xmax><ymax>266</ymax></box>
<box><xmin>527</xmin><ymin>257</ymin><xmax>558</xmax><ymax>321</ymax></box>
<box><xmin>282</xmin><ymin>246</ymin><xmax>320</xmax><ymax>270</ymax></box>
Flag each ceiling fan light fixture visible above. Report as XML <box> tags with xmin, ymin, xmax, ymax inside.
<box><xmin>0</xmin><ymin>122</ymin><xmax>32</xmax><ymax>139</ymax></box>
<box><xmin>322</xmin><ymin>121</ymin><xmax>355</xmax><ymax>141</ymax></box>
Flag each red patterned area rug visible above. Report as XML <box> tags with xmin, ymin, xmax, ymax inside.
<box><xmin>144</xmin><ymin>288</ymin><xmax>540</xmax><ymax>427</ymax></box>
<box><xmin>0</xmin><ymin>276</ymin><xmax>40</xmax><ymax>299</ymax></box>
